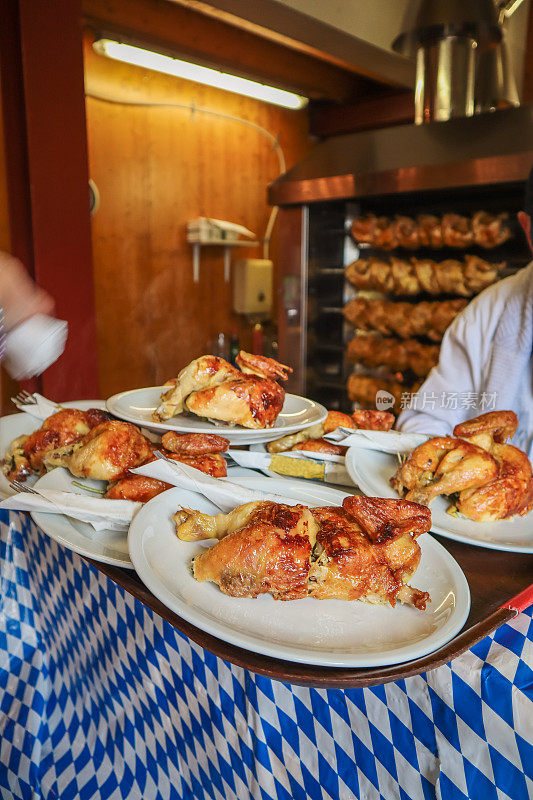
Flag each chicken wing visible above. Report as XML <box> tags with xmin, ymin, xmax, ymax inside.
<box><xmin>235</xmin><ymin>351</ymin><xmax>291</xmax><ymax>382</ymax></box>
<box><xmin>176</xmin><ymin>496</ymin><xmax>430</xmax><ymax>608</ymax></box>
<box><xmin>154</xmin><ymin>356</ymin><xmax>240</xmax><ymax>421</ymax></box>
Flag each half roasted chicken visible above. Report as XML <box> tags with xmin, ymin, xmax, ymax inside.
<box><xmin>154</xmin><ymin>351</ymin><xmax>292</xmax><ymax>428</ymax></box>
<box><xmin>392</xmin><ymin>411</ymin><xmax>533</xmax><ymax>521</ymax></box>
<box><xmin>174</xmin><ymin>495</ymin><xmax>430</xmax><ymax>609</ymax></box>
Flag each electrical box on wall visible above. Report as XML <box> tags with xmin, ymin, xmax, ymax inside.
<box><xmin>233</xmin><ymin>259</ymin><xmax>273</xmax><ymax>315</ymax></box>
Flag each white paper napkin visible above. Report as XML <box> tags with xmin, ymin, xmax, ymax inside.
<box><xmin>15</xmin><ymin>393</ymin><xmax>63</xmax><ymax>420</ymax></box>
<box><xmin>0</xmin><ymin>488</ymin><xmax>141</xmax><ymax>531</ymax></box>
<box><xmin>324</xmin><ymin>427</ymin><xmax>430</xmax><ymax>454</ymax></box>
<box><xmin>131</xmin><ymin>458</ymin><xmax>315</xmax><ymax>511</ymax></box>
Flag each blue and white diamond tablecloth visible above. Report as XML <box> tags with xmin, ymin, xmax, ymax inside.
<box><xmin>0</xmin><ymin>509</ymin><xmax>531</xmax><ymax>800</ymax></box>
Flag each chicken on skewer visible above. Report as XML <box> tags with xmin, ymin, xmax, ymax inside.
<box><xmin>343</xmin><ymin>296</ymin><xmax>467</xmax><ymax>341</ymax></box>
<box><xmin>347</xmin><ymin>336</ymin><xmax>440</xmax><ymax>378</ymax></box>
<box><xmin>175</xmin><ymin>495</ymin><xmax>430</xmax><ymax>608</ymax></box>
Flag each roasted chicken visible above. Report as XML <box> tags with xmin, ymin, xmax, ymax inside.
<box><xmin>343</xmin><ymin>296</ymin><xmax>467</xmax><ymax>341</ymax></box>
<box><xmin>345</xmin><ymin>256</ymin><xmax>504</xmax><ymax>297</ymax></box>
<box><xmin>154</xmin><ymin>351</ymin><xmax>292</xmax><ymax>428</ymax></box>
<box><xmin>3</xmin><ymin>407</ymin><xmax>112</xmax><ymax>482</ymax></box>
<box><xmin>43</xmin><ymin>420</ymin><xmax>154</xmax><ymax>481</ymax></box>
<box><xmin>392</xmin><ymin>411</ymin><xmax>533</xmax><ymax>521</ymax></box>
<box><xmin>175</xmin><ymin>495</ymin><xmax>430</xmax><ymax>608</ymax></box>
<box><xmin>347</xmin><ymin>375</ymin><xmax>422</xmax><ymax>414</ymax></box>
<box><xmin>347</xmin><ymin>336</ymin><xmax>440</xmax><ymax>378</ymax></box>
<box><xmin>350</xmin><ymin>212</ymin><xmax>510</xmax><ymax>251</ymax></box>
<box><xmin>266</xmin><ymin>409</ymin><xmax>394</xmax><ymax>454</ymax></box>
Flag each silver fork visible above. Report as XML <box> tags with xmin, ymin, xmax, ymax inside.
<box><xmin>11</xmin><ymin>390</ymin><xmax>38</xmax><ymax>406</ymax></box>
<box><xmin>9</xmin><ymin>480</ymin><xmax>39</xmax><ymax>495</ymax></box>
<box><xmin>10</xmin><ymin>391</ymin><xmax>63</xmax><ymax>413</ymax></box>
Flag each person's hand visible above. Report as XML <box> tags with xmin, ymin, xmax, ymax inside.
<box><xmin>0</xmin><ymin>251</ymin><xmax>54</xmax><ymax>331</ymax></box>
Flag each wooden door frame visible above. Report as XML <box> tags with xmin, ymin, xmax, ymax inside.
<box><xmin>0</xmin><ymin>0</ymin><xmax>99</xmax><ymax>400</ymax></box>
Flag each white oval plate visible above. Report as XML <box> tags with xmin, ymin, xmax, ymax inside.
<box><xmin>30</xmin><ymin>468</ymin><xmax>134</xmax><ymax>569</ymax></box>
<box><xmin>346</xmin><ymin>447</ymin><xmax>533</xmax><ymax>554</ymax></box>
<box><xmin>106</xmin><ymin>387</ymin><xmax>327</xmax><ymax>443</ymax></box>
<box><xmin>0</xmin><ymin>400</ymin><xmax>106</xmax><ymax>499</ymax></box>
<box><xmin>128</xmin><ymin>475</ymin><xmax>470</xmax><ymax>668</ymax></box>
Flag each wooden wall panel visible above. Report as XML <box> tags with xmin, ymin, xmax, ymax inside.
<box><xmin>84</xmin><ymin>34</ymin><xmax>310</xmax><ymax>397</ymax></box>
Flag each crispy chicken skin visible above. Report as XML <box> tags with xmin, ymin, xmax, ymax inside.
<box><xmin>176</xmin><ymin>496</ymin><xmax>430</xmax><ymax>608</ymax></box>
<box><xmin>344</xmin><ymin>296</ymin><xmax>467</xmax><ymax>342</ymax></box>
<box><xmin>392</xmin><ymin>411</ymin><xmax>533</xmax><ymax>521</ymax></box>
<box><xmin>186</xmin><ymin>376</ymin><xmax>285</xmax><ymax>429</ymax></box>
<box><xmin>308</xmin><ymin>501</ymin><xmax>429</xmax><ymax>609</ymax></box>
<box><xmin>3</xmin><ymin>407</ymin><xmax>112</xmax><ymax>481</ymax></box>
<box><xmin>43</xmin><ymin>420</ymin><xmax>153</xmax><ymax>481</ymax></box>
<box><xmin>155</xmin><ymin>351</ymin><xmax>291</xmax><ymax>428</ymax></box>
<box><xmin>183</xmin><ymin>503</ymin><xmax>317</xmax><ymax>600</ymax></box>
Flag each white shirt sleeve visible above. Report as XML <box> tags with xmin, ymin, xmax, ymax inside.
<box><xmin>396</xmin><ymin>305</ymin><xmax>486</xmax><ymax>435</ymax></box>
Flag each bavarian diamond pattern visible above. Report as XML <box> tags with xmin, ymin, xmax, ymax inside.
<box><xmin>0</xmin><ymin>509</ymin><xmax>531</xmax><ymax>800</ymax></box>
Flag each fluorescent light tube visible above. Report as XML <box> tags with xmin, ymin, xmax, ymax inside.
<box><xmin>93</xmin><ymin>39</ymin><xmax>307</xmax><ymax>110</ymax></box>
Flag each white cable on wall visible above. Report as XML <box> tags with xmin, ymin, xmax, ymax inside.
<box><xmin>85</xmin><ymin>90</ymin><xmax>286</xmax><ymax>260</ymax></box>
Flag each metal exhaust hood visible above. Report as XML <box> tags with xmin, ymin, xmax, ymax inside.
<box><xmin>392</xmin><ymin>0</ymin><xmax>524</xmax><ymax>124</ymax></box>
<box><xmin>268</xmin><ymin>104</ymin><xmax>533</xmax><ymax>206</ymax></box>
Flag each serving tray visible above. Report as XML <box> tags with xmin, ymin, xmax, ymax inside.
<box><xmin>88</xmin><ymin>535</ymin><xmax>533</xmax><ymax>689</ymax></box>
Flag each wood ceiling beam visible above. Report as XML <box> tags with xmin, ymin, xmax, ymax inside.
<box><xmin>83</xmin><ymin>0</ymin><xmax>379</xmax><ymax>102</ymax></box>
<box><xmin>309</xmin><ymin>91</ymin><xmax>415</xmax><ymax>138</ymax></box>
